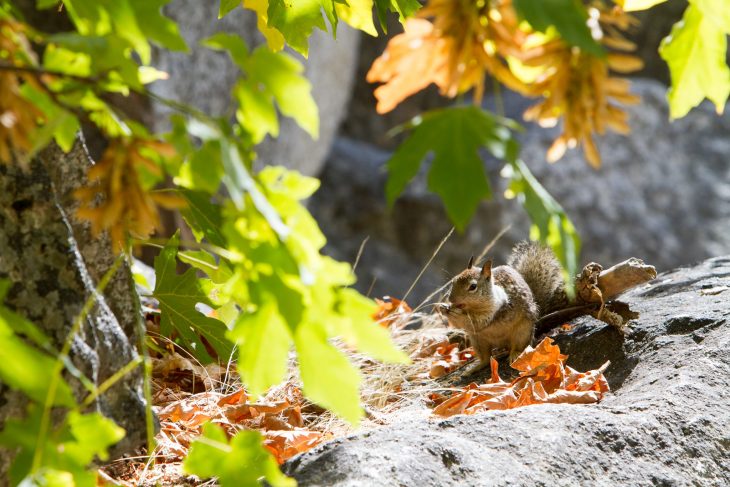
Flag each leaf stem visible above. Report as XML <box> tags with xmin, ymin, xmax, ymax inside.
<box><xmin>79</xmin><ymin>355</ymin><xmax>143</xmax><ymax>409</ymax></box>
<box><xmin>31</xmin><ymin>254</ymin><xmax>123</xmax><ymax>473</ymax></box>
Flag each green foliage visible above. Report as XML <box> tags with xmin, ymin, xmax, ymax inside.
<box><xmin>219</xmin><ymin>0</ymin><xmax>242</xmax><ymax>18</ymax></box>
<box><xmin>659</xmin><ymin>1</ymin><xmax>730</xmax><ymax>119</ymax></box>
<box><xmin>184</xmin><ymin>423</ymin><xmax>294</xmax><ymax>487</ymax></box>
<box><xmin>40</xmin><ymin>0</ymin><xmax>186</xmax><ymax>64</ymax></box>
<box><xmin>128</xmin><ymin>0</ymin><xmax>189</xmax><ymax>53</ymax></box>
<box><xmin>19</xmin><ymin>84</ymin><xmax>80</xmax><ymax>153</ymax></box>
<box><xmin>205</xmin><ymin>33</ymin><xmax>319</xmax><ymax>143</ymax></box>
<box><xmin>336</xmin><ymin>0</ymin><xmax>378</xmax><ymax>36</ymax></box>
<box><xmin>374</xmin><ymin>0</ymin><xmax>421</xmax><ymax>31</ymax></box>
<box><xmin>383</xmin><ymin>105</ymin><xmax>579</xmax><ymax>283</ymax></box>
<box><xmin>218</xmin><ymin>0</ymin><xmax>421</xmax><ymax>54</ymax></box>
<box><xmin>513</xmin><ymin>0</ymin><xmax>604</xmax><ymax>56</ymax></box>
<box><xmin>167</xmin><ymin>138</ymin><xmax>409</xmax><ymax>422</ymax></box>
<box><xmin>507</xmin><ymin>160</ymin><xmax>580</xmax><ymax>287</ymax></box>
<box><xmin>153</xmin><ymin>232</ymin><xmax>233</xmax><ymax>364</ymax></box>
<box><xmin>0</xmin><ymin>406</ymin><xmax>124</xmax><ymax>487</ymax></box>
<box><xmin>0</xmin><ymin>276</ymin><xmax>131</xmax><ymax>486</ymax></box>
<box><xmin>12</xmin><ymin>0</ymin><xmax>729</xmax><ymax>483</ymax></box>
<box><xmin>268</xmin><ymin>0</ymin><xmax>328</xmax><ymax>56</ymax></box>
<box><xmin>0</xmin><ymin>280</ymin><xmax>75</xmax><ymax>407</ymax></box>
<box><xmin>385</xmin><ymin>106</ymin><xmax>518</xmax><ymax>231</ymax></box>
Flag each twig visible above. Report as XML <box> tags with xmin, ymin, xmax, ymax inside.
<box><xmin>366</xmin><ymin>276</ymin><xmax>377</xmax><ymax>298</ymax></box>
<box><xmin>402</xmin><ymin>227</ymin><xmax>454</xmax><ymax>303</ymax></box>
<box><xmin>0</xmin><ymin>62</ymin><xmax>99</xmax><ymax>84</ymax></box>
<box><xmin>534</xmin><ymin>303</ymin><xmax>598</xmax><ymax>335</ymax></box>
<box><xmin>352</xmin><ymin>235</ymin><xmax>370</xmax><ymax>273</ymax></box>
<box><xmin>476</xmin><ymin>225</ymin><xmax>512</xmax><ymax>266</ymax></box>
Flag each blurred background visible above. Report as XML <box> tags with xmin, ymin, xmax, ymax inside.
<box><xmin>19</xmin><ymin>0</ymin><xmax>730</xmax><ymax>304</ymax></box>
<box><xmin>150</xmin><ymin>1</ymin><xmax>730</xmax><ymax>304</ymax></box>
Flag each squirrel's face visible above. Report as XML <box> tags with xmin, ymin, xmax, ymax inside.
<box><xmin>437</xmin><ymin>258</ymin><xmax>495</xmax><ymax>329</ymax></box>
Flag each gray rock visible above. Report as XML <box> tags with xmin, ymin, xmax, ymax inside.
<box><xmin>284</xmin><ymin>256</ymin><xmax>730</xmax><ymax>486</ymax></box>
<box><xmin>150</xmin><ymin>1</ymin><xmax>360</xmax><ymax>177</ymax></box>
<box><xmin>309</xmin><ymin>79</ymin><xmax>730</xmax><ymax>304</ymax></box>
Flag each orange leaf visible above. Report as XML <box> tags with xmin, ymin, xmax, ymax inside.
<box><xmin>217</xmin><ymin>389</ymin><xmax>247</xmax><ymax>406</ymax></box>
<box><xmin>430</xmin><ymin>338</ymin><xmax>610</xmax><ymax>415</ymax></box>
<box><xmin>367</xmin><ymin>19</ymin><xmax>448</xmax><ymax>114</ymax></box>
<box><xmin>372</xmin><ymin>296</ymin><xmax>413</xmax><ymax>327</ymax></box>
<box><xmin>286</xmin><ymin>406</ymin><xmax>304</xmax><ymax>428</ymax></box>
<box><xmin>488</xmin><ymin>356</ymin><xmax>501</xmax><ymax>384</ymax></box>
<box><xmin>510</xmin><ymin>337</ymin><xmax>568</xmax><ymax>373</ymax></box>
<box><xmin>433</xmin><ymin>390</ymin><xmax>474</xmax><ymax>417</ymax></box>
<box><xmin>429</xmin><ymin>360</ymin><xmax>451</xmax><ymax>379</ymax></box>
<box><xmin>263</xmin><ymin>430</ymin><xmax>328</xmax><ymax>464</ymax></box>
<box><xmin>263</xmin><ymin>415</ymin><xmax>294</xmax><ymax>431</ymax></box>
<box><xmin>224</xmin><ymin>404</ymin><xmax>255</xmax><ymax>422</ymax></box>
<box><xmin>248</xmin><ymin>400</ymin><xmax>290</xmax><ymax>415</ymax></box>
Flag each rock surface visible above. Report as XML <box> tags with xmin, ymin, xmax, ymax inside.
<box><xmin>284</xmin><ymin>256</ymin><xmax>730</xmax><ymax>486</ymax></box>
<box><xmin>309</xmin><ymin>79</ymin><xmax>730</xmax><ymax>303</ymax></box>
<box><xmin>151</xmin><ymin>0</ymin><xmax>360</xmax><ymax>177</ymax></box>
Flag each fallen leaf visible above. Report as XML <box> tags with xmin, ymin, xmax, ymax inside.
<box><xmin>431</xmin><ymin>338</ymin><xmax>610</xmax><ymax>417</ymax></box>
<box><xmin>373</xmin><ymin>296</ymin><xmax>413</xmax><ymax>327</ymax></box>
<box><xmin>286</xmin><ymin>406</ymin><xmax>304</xmax><ymax>428</ymax></box>
<box><xmin>429</xmin><ymin>360</ymin><xmax>451</xmax><ymax>379</ymax></box>
<box><xmin>263</xmin><ymin>430</ymin><xmax>329</xmax><ymax>464</ymax></box>
<box><xmin>217</xmin><ymin>389</ymin><xmax>247</xmax><ymax>406</ymax></box>
<box><xmin>433</xmin><ymin>390</ymin><xmax>474</xmax><ymax>417</ymax></box>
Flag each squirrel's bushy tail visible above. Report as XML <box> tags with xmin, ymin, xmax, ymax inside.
<box><xmin>507</xmin><ymin>241</ymin><xmax>568</xmax><ymax>317</ymax></box>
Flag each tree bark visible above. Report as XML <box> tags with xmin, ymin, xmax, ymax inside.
<box><xmin>0</xmin><ymin>138</ymin><xmax>148</xmax><ymax>476</ymax></box>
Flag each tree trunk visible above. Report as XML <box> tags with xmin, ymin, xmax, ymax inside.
<box><xmin>0</xmin><ymin>138</ymin><xmax>148</xmax><ymax>476</ymax></box>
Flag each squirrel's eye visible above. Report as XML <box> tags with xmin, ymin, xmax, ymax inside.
<box><xmin>468</xmin><ymin>283</ymin><xmax>478</xmax><ymax>292</ymax></box>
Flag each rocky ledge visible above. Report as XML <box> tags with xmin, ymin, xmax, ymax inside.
<box><xmin>284</xmin><ymin>256</ymin><xmax>730</xmax><ymax>486</ymax></box>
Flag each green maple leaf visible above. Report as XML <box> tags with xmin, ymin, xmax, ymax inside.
<box><xmin>153</xmin><ymin>233</ymin><xmax>233</xmax><ymax>363</ymax></box>
<box><xmin>660</xmin><ymin>2</ymin><xmax>730</xmax><ymax>119</ymax></box>
<box><xmin>386</xmin><ymin>106</ymin><xmax>518</xmax><ymax>231</ymax></box>
<box><xmin>219</xmin><ymin>0</ymin><xmax>242</xmax><ymax>18</ymax></box>
<box><xmin>129</xmin><ymin>0</ymin><xmax>188</xmax><ymax>53</ymax></box>
<box><xmin>513</xmin><ymin>0</ymin><xmax>604</xmax><ymax>56</ymax></box>
<box><xmin>240</xmin><ymin>46</ymin><xmax>319</xmax><ymax>141</ymax></box>
<box><xmin>373</xmin><ymin>0</ymin><xmax>421</xmax><ymax>32</ymax></box>
<box><xmin>692</xmin><ymin>0</ymin><xmax>730</xmax><ymax>32</ymax></box>
<box><xmin>0</xmin><ymin>407</ymin><xmax>124</xmax><ymax>486</ymax></box>
<box><xmin>267</xmin><ymin>0</ymin><xmax>327</xmax><ymax>57</ymax></box>
<box><xmin>184</xmin><ymin>423</ymin><xmax>294</xmax><ymax>487</ymax></box>
<box><xmin>295</xmin><ymin>319</ymin><xmax>364</xmax><ymax>424</ymax></box>
<box><xmin>230</xmin><ymin>296</ymin><xmax>293</xmax><ymax>398</ymax></box>
<box><xmin>507</xmin><ymin>159</ymin><xmax>580</xmax><ymax>288</ymax></box>
<box><xmin>337</xmin><ymin>0</ymin><xmax>378</xmax><ymax>36</ymax></box>
<box><xmin>205</xmin><ymin>33</ymin><xmax>318</xmax><ymax>143</ymax></box>
<box><xmin>0</xmin><ymin>280</ymin><xmax>76</xmax><ymax>407</ymax></box>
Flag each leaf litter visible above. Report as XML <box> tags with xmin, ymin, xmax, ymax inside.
<box><xmin>102</xmin><ymin>297</ymin><xmax>609</xmax><ymax>486</ymax></box>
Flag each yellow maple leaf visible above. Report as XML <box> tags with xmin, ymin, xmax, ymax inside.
<box><xmin>243</xmin><ymin>0</ymin><xmax>285</xmax><ymax>52</ymax></box>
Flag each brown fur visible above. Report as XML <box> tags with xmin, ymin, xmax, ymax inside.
<box><xmin>441</xmin><ymin>242</ymin><xmax>566</xmax><ymax>365</ymax></box>
<box><xmin>507</xmin><ymin>241</ymin><xmax>568</xmax><ymax>315</ymax></box>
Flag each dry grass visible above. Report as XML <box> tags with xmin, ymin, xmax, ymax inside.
<box><xmin>101</xmin><ymin>226</ymin><xmax>488</xmax><ymax>485</ymax></box>
<box><xmin>101</xmin><ymin>304</ymin><xmax>465</xmax><ymax>486</ymax></box>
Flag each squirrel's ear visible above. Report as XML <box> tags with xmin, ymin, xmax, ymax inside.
<box><xmin>481</xmin><ymin>259</ymin><xmax>493</xmax><ymax>279</ymax></box>
<box><xmin>467</xmin><ymin>255</ymin><xmax>474</xmax><ymax>269</ymax></box>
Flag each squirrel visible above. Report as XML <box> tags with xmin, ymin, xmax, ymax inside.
<box><xmin>438</xmin><ymin>241</ymin><xmax>568</xmax><ymax>370</ymax></box>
